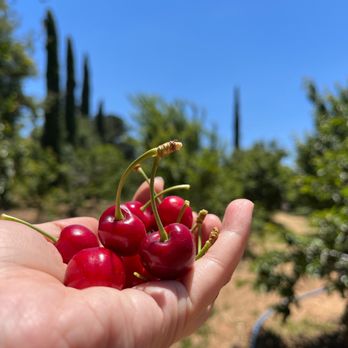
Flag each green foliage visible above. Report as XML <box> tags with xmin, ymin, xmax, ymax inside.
<box><xmin>65</xmin><ymin>37</ymin><xmax>76</xmax><ymax>146</ymax></box>
<box><xmin>45</xmin><ymin>144</ymin><xmax>136</xmax><ymax>217</ymax></box>
<box><xmin>80</xmin><ymin>55</ymin><xmax>90</xmax><ymax>117</ymax></box>
<box><xmin>42</xmin><ymin>10</ymin><xmax>61</xmax><ymax>156</ymax></box>
<box><xmin>95</xmin><ymin>101</ymin><xmax>105</xmax><ymax>141</ymax></box>
<box><xmin>255</xmin><ymin>81</ymin><xmax>348</xmax><ymax>320</ymax></box>
<box><xmin>0</xmin><ymin>0</ymin><xmax>35</xmax><ymax>135</ymax></box>
<box><xmin>226</xmin><ymin>142</ymin><xmax>291</xmax><ymax>211</ymax></box>
<box><xmin>233</xmin><ymin>87</ymin><xmax>240</xmax><ymax>151</ymax></box>
<box><xmin>0</xmin><ymin>0</ymin><xmax>35</xmax><ymax>207</ymax></box>
<box><xmin>10</xmin><ymin>137</ymin><xmax>61</xmax><ymax>210</ymax></box>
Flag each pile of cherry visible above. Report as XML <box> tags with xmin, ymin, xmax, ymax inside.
<box><xmin>1</xmin><ymin>141</ymin><xmax>219</xmax><ymax>290</ymax></box>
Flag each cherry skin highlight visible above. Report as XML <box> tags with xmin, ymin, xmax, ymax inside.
<box><xmin>122</xmin><ymin>201</ymin><xmax>152</xmax><ymax>231</ymax></box>
<box><xmin>55</xmin><ymin>224</ymin><xmax>99</xmax><ymax>264</ymax></box>
<box><xmin>139</xmin><ymin>223</ymin><xmax>195</xmax><ymax>280</ymax></box>
<box><xmin>64</xmin><ymin>247</ymin><xmax>126</xmax><ymax>290</ymax></box>
<box><xmin>98</xmin><ymin>205</ymin><xmax>147</xmax><ymax>256</ymax></box>
<box><xmin>157</xmin><ymin>196</ymin><xmax>193</xmax><ymax>229</ymax></box>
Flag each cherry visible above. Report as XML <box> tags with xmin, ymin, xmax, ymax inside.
<box><xmin>55</xmin><ymin>224</ymin><xmax>99</xmax><ymax>263</ymax></box>
<box><xmin>139</xmin><ymin>223</ymin><xmax>195</xmax><ymax>279</ymax></box>
<box><xmin>138</xmin><ymin>155</ymin><xmax>195</xmax><ymax>280</ymax></box>
<box><xmin>157</xmin><ymin>195</ymin><xmax>193</xmax><ymax>228</ymax></box>
<box><xmin>98</xmin><ymin>205</ymin><xmax>146</xmax><ymax>256</ymax></box>
<box><xmin>122</xmin><ymin>201</ymin><xmax>152</xmax><ymax>231</ymax></box>
<box><xmin>64</xmin><ymin>247</ymin><xmax>126</xmax><ymax>290</ymax></box>
<box><xmin>122</xmin><ymin>254</ymin><xmax>156</xmax><ymax>287</ymax></box>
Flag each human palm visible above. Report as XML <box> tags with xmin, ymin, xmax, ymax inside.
<box><xmin>0</xmin><ymin>179</ymin><xmax>253</xmax><ymax>348</ymax></box>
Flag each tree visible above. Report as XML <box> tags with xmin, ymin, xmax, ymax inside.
<box><xmin>0</xmin><ymin>0</ymin><xmax>34</xmax><ymax>136</ymax></box>
<box><xmin>254</xmin><ymin>81</ymin><xmax>348</xmax><ymax>323</ymax></box>
<box><xmin>65</xmin><ymin>37</ymin><xmax>76</xmax><ymax>146</ymax></box>
<box><xmin>95</xmin><ymin>101</ymin><xmax>105</xmax><ymax>141</ymax></box>
<box><xmin>233</xmin><ymin>87</ymin><xmax>240</xmax><ymax>151</ymax></box>
<box><xmin>41</xmin><ymin>10</ymin><xmax>61</xmax><ymax>157</ymax></box>
<box><xmin>0</xmin><ymin>0</ymin><xmax>35</xmax><ymax>207</ymax></box>
<box><xmin>80</xmin><ymin>55</ymin><xmax>90</xmax><ymax>117</ymax></box>
<box><xmin>227</xmin><ymin>141</ymin><xmax>289</xmax><ymax>211</ymax></box>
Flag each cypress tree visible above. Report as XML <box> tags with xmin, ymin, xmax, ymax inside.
<box><xmin>233</xmin><ymin>87</ymin><xmax>240</xmax><ymax>151</ymax></box>
<box><xmin>42</xmin><ymin>10</ymin><xmax>61</xmax><ymax>156</ymax></box>
<box><xmin>81</xmin><ymin>55</ymin><xmax>90</xmax><ymax>117</ymax></box>
<box><xmin>65</xmin><ymin>37</ymin><xmax>76</xmax><ymax>146</ymax></box>
<box><xmin>96</xmin><ymin>101</ymin><xmax>105</xmax><ymax>141</ymax></box>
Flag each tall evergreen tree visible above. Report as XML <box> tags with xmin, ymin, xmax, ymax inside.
<box><xmin>42</xmin><ymin>10</ymin><xmax>61</xmax><ymax>156</ymax></box>
<box><xmin>95</xmin><ymin>101</ymin><xmax>105</xmax><ymax>141</ymax></box>
<box><xmin>80</xmin><ymin>55</ymin><xmax>90</xmax><ymax>117</ymax></box>
<box><xmin>233</xmin><ymin>87</ymin><xmax>240</xmax><ymax>151</ymax></box>
<box><xmin>65</xmin><ymin>37</ymin><xmax>76</xmax><ymax>145</ymax></box>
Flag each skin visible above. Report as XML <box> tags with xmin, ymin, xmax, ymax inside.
<box><xmin>0</xmin><ymin>177</ymin><xmax>254</xmax><ymax>348</ymax></box>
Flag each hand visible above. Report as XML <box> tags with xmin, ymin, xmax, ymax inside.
<box><xmin>0</xmin><ymin>178</ymin><xmax>253</xmax><ymax>348</ymax></box>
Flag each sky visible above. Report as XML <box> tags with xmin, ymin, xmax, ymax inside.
<box><xmin>10</xmin><ymin>0</ymin><xmax>348</xmax><ymax>158</ymax></box>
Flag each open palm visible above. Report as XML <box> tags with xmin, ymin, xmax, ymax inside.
<box><xmin>0</xmin><ymin>179</ymin><xmax>253</xmax><ymax>348</ymax></box>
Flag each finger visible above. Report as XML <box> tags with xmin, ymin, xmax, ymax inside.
<box><xmin>185</xmin><ymin>199</ymin><xmax>254</xmax><ymax>307</ymax></box>
<box><xmin>133</xmin><ymin>177</ymin><xmax>164</xmax><ymax>204</ymax></box>
<box><xmin>200</xmin><ymin>214</ymin><xmax>222</xmax><ymax>246</ymax></box>
<box><xmin>36</xmin><ymin>217</ymin><xmax>99</xmax><ymax>239</ymax></box>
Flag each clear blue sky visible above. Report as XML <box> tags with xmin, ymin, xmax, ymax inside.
<box><xmin>11</xmin><ymin>0</ymin><xmax>348</xmax><ymax>158</ymax></box>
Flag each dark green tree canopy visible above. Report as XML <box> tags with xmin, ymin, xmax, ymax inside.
<box><xmin>80</xmin><ymin>55</ymin><xmax>90</xmax><ymax>117</ymax></box>
<box><xmin>41</xmin><ymin>9</ymin><xmax>61</xmax><ymax>156</ymax></box>
<box><xmin>233</xmin><ymin>87</ymin><xmax>240</xmax><ymax>151</ymax></box>
<box><xmin>95</xmin><ymin>101</ymin><xmax>105</xmax><ymax>141</ymax></box>
<box><xmin>0</xmin><ymin>0</ymin><xmax>35</xmax><ymax>136</ymax></box>
<box><xmin>65</xmin><ymin>37</ymin><xmax>76</xmax><ymax>146</ymax></box>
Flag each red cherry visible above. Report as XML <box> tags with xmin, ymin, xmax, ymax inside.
<box><xmin>122</xmin><ymin>201</ymin><xmax>152</xmax><ymax>231</ymax></box>
<box><xmin>157</xmin><ymin>196</ymin><xmax>193</xmax><ymax>229</ymax></box>
<box><xmin>98</xmin><ymin>205</ymin><xmax>146</xmax><ymax>256</ymax></box>
<box><xmin>122</xmin><ymin>254</ymin><xmax>156</xmax><ymax>287</ymax></box>
<box><xmin>64</xmin><ymin>247</ymin><xmax>126</xmax><ymax>290</ymax></box>
<box><xmin>139</xmin><ymin>223</ymin><xmax>195</xmax><ymax>280</ymax></box>
<box><xmin>55</xmin><ymin>224</ymin><xmax>99</xmax><ymax>263</ymax></box>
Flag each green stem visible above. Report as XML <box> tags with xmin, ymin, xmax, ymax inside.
<box><xmin>177</xmin><ymin>200</ymin><xmax>190</xmax><ymax>223</ymax></box>
<box><xmin>135</xmin><ymin>165</ymin><xmax>161</xmax><ymax>205</ymax></box>
<box><xmin>115</xmin><ymin>148</ymin><xmax>158</xmax><ymax>220</ymax></box>
<box><xmin>135</xmin><ymin>165</ymin><xmax>151</xmax><ymax>185</ymax></box>
<box><xmin>0</xmin><ymin>213</ymin><xmax>57</xmax><ymax>243</ymax></box>
<box><xmin>141</xmin><ymin>184</ymin><xmax>190</xmax><ymax>211</ymax></box>
<box><xmin>115</xmin><ymin>141</ymin><xmax>183</xmax><ymax>220</ymax></box>
<box><xmin>150</xmin><ymin>156</ymin><xmax>168</xmax><ymax>241</ymax></box>
<box><xmin>197</xmin><ymin>225</ymin><xmax>202</xmax><ymax>254</ymax></box>
<box><xmin>195</xmin><ymin>227</ymin><xmax>219</xmax><ymax>260</ymax></box>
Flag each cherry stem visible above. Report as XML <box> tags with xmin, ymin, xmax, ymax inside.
<box><xmin>114</xmin><ymin>141</ymin><xmax>182</xmax><ymax>220</ymax></box>
<box><xmin>176</xmin><ymin>200</ymin><xmax>190</xmax><ymax>223</ymax></box>
<box><xmin>197</xmin><ymin>225</ymin><xmax>203</xmax><ymax>254</ymax></box>
<box><xmin>195</xmin><ymin>227</ymin><xmax>219</xmax><ymax>260</ymax></box>
<box><xmin>140</xmin><ymin>184</ymin><xmax>190</xmax><ymax>211</ymax></box>
<box><xmin>191</xmin><ymin>209</ymin><xmax>208</xmax><ymax>253</ymax></box>
<box><xmin>150</xmin><ymin>156</ymin><xmax>168</xmax><ymax>241</ymax></box>
<box><xmin>134</xmin><ymin>164</ymin><xmax>161</xmax><ymax>205</ymax></box>
<box><xmin>0</xmin><ymin>213</ymin><xmax>57</xmax><ymax>243</ymax></box>
<box><xmin>134</xmin><ymin>164</ymin><xmax>151</xmax><ymax>184</ymax></box>
<box><xmin>133</xmin><ymin>272</ymin><xmax>149</xmax><ymax>281</ymax></box>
